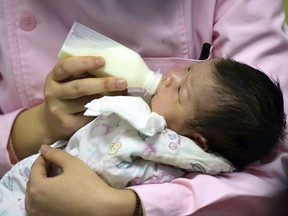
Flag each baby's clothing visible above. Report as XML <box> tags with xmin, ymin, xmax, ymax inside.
<box><xmin>0</xmin><ymin>96</ymin><xmax>234</xmax><ymax>214</ymax></box>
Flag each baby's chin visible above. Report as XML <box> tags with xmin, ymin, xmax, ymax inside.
<box><xmin>149</xmin><ymin>96</ymin><xmax>166</xmax><ymax>118</ymax></box>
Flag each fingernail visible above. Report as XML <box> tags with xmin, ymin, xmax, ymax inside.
<box><xmin>40</xmin><ymin>145</ymin><xmax>51</xmax><ymax>154</ymax></box>
<box><xmin>116</xmin><ymin>79</ymin><xmax>127</xmax><ymax>89</ymax></box>
<box><xmin>96</xmin><ymin>58</ymin><xmax>105</xmax><ymax>66</ymax></box>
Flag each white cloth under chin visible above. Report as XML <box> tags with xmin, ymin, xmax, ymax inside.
<box><xmin>79</xmin><ymin>96</ymin><xmax>235</xmax><ymax>187</ymax></box>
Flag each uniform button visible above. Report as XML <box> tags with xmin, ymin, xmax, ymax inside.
<box><xmin>19</xmin><ymin>14</ymin><xmax>37</xmax><ymax>31</ymax></box>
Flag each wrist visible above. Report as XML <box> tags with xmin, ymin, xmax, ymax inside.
<box><xmin>120</xmin><ymin>189</ymin><xmax>143</xmax><ymax>216</ymax></box>
<box><xmin>89</xmin><ymin>189</ymin><xmax>142</xmax><ymax>216</ymax></box>
<box><xmin>11</xmin><ymin>103</ymin><xmax>52</xmax><ymax>159</ymax></box>
<box><xmin>131</xmin><ymin>190</ymin><xmax>143</xmax><ymax>216</ymax></box>
<box><xmin>7</xmin><ymin>137</ymin><xmax>19</xmax><ymax>164</ymax></box>
<box><xmin>112</xmin><ymin>189</ymin><xmax>139</xmax><ymax>216</ymax></box>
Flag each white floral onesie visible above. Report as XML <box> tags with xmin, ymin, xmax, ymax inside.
<box><xmin>0</xmin><ymin>96</ymin><xmax>234</xmax><ymax>215</ymax></box>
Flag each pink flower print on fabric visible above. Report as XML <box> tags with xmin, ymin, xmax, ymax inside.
<box><xmin>129</xmin><ymin>172</ymin><xmax>176</xmax><ymax>186</ymax></box>
<box><xmin>90</xmin><ymin>123</ymin><xmax>112</xmax><ymax>137</ymax></box>
<box><xmin>144</xmin><ymin>172</ymin><xmax>175</xmax><ymax>184</ymax></box>
<box><xmin>142</xmin><ymin>144</ymin><xmax>156</xmax><ymax>156</ymax></box>
<box><xmin>129</xmin><ymin>177</ymin><xmax>142</xmax><ymax>185</ymax></box>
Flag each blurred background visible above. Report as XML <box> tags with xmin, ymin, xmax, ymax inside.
<box><xmin>284</xmin><ymin>0</ymin><xmax>288</xmax><ymax>23</ymax></box>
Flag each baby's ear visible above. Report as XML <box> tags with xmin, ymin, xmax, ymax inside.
<box><xmin>193</xmin><ymin>133</ymin><xmax>209</xmax><ymax>151</ymax></box>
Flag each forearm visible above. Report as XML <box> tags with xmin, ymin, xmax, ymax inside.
<box><xmin>11</xmin><ymin>103</ymin><xmax>51</xmax><ymax>160</ymax></box>
<box><xmin>0</xmin><ymin>109</ymin><xmax>24</xmax><ymax>175</ymax></box>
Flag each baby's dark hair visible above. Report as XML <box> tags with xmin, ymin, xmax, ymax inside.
<box><xmin>186</xmin><ymin>59</ymin><xmax>286</xmax><ymax>169</ymax></box>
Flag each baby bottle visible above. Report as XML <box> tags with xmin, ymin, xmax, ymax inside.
<box><xmin>58</xmin><ymin>22</ymin><xmax>162</xmax><ymax>95</ymax></box>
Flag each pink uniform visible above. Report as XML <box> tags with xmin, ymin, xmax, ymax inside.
<box><xmin>0</xmin><ymin>0</ymin><xmax>287</xmax><ymax>215</ymax></box>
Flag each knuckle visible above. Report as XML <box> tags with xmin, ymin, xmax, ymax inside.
<box><xmin>50</xmin><ymin>108</ymin><xmax>61</xmax><ymax>122</ymax></box>
<box><xmin>54</xmin><ymin>61</ymin><xmax>71</xmax><ymax>78</ymax></box>
<box><xmin>58</xmin><ymin>60</ymin><xmax>70</xmax><ymax>72</ymax></box>
<box><xmin>72</xmin><ymin>81</ymin><xmax>86</xmax><ymax>97</ymax></box>
<box><xmin>47</xmin><ymin>103</ymin><xmax>61</xmax><ymax>117</ymax></box>
<box><xmin>54</xmin><ymin>62</ymin><xmax>62</xmax><ymax>73</ymax></box>
<box><xmin>82</xmin><ymin>57</ymin><xmax>98</xmax><ymax>70</ymax></box>
<box><xmin>44</xmin><ymin>90</ymin><xmax>54</xmax><ymax>101</ymax></box>
<box><xmin>103</xmin><ymin>78</ymin><xmax>113</xmax><ymax>91</ymax></box>
<box><xmin>48</xmin><ymin>106</ymin><xmax>67</xmax><ymax>131</ymax></box>
<box><xmin>54</xmin><ymin>62</ymin><xmax>64</xmax><ymax>74</ymax></box>
<box><xmin>27</xmin><ymin>184</ymin><xmax>42</xmax><ymax>202</ymax></box>
<box><xmin>58</xmin><ymin>117</ymin><xmax>77</xmax><ymax>137</ymax></box>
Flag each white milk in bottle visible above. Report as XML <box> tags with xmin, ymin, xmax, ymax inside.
<box><xmin>58</xmin><ymin>22</ymin><xmax>162</xmax><ymax>95</ymax></box>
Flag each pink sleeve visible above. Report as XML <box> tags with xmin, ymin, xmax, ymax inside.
<box><xmin>212</xmin><ymin>0</ymin><xmax>288</xmax><ymax>112</ymax></box>
<box><xmin>0</xmin><ymin>109</ymin><xmax>23</xmax><ymax>177</ymax></box>
<box><xmin>131</xmin><ymin>143</ymin><xmax>288</xmax><ymax>215</ymax></box>
<box><xmin>131</xmin><ymin>0</ymin><xmax>288</xmax><ymax>215</ymax></box>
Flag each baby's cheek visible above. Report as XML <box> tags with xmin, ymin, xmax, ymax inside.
<box><xmin>151</xmin><ymin>97</ymin><xmax>164</xmax><ymax>114</ymax></box>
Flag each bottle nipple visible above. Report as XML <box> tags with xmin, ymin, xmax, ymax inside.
<box><xmin>144</xmin><ymin>69</ymin><xmax>162</xmax><ymax>95</ymax></box>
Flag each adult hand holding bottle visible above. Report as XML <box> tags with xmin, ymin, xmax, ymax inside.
<box><xmin>11</xmin><ymin>56</ymin><xmax>127</xmax><ymax>160</ymax></box>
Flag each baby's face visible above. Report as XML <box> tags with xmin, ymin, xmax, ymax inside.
<box><xmin>151</xmin><ymin>59</ymin><xmax>218</xmax><ymax>136</ymax></box>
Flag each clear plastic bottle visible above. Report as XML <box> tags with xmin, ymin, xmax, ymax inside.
<box><xmin>58</xmin><ymin>22</ymin><xmax>162</xmax><ymax>95</ymax></box>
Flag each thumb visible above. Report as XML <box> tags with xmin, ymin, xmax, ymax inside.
<box><xmin>40</xmin><ymin>145</ymin><xmax>75</xmax><ymax>172</ymax></box>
